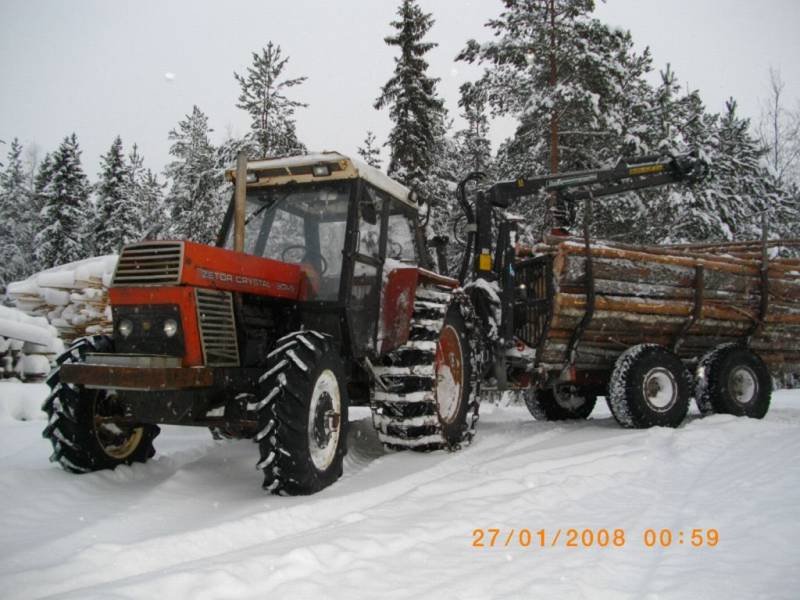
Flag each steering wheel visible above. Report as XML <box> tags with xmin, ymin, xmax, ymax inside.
<box><xmin>387</xmin><ymin>240</ymin><xmax>405</xmax><ymax>260</ymax></box>
<box><xmin>281</xmin><ymin>245</ymin><xmax>329</xmax><ymax>275</ymax></box>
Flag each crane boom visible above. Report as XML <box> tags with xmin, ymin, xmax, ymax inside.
<box><xmin>486</xmin><ymin>153</ymin><xmax>707</xmax><ymax>208</ymax></box>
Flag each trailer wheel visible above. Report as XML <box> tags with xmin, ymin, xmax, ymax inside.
<box><xmin>607</xmin><ymin>344</ymin><xmax>691</xmax><ymax>428</ymax></box>
<box><xmin>256</xmin><ymin>331</ymin><xmax>348</xmax><ymax>495</ymax></box>
<box><xmin>695</xmin><ymin>345</ymin><xmax>771</xmax><ymax>418</ymax></box>
<box><xmin>524</xmin><ymin>386</ymin><xmax>597</xmax><ymax>421</ymax></box>
<box><xmin>42</xmin><ymin>336</ymin><xmax>159</xmax><ymax>473</ymax></box>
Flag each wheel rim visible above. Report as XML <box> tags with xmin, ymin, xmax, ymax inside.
<box><xmin>642</xmin><ymin>367</ymin><xmax>678</xmax><ymax>412</ymax></box>
<box><xmin>93</xmin><ymin>392</ymin><xmax>143</xmax><ymax>460</ymax></box>
<box><xmin>435</xmin><ymin>325</ymin><xmax>464</xmax><ymax>424</ymax></box>
<box><xmin>728</xmin><ymin>365</ymin><xmax>758</xmax><ymax>406</ymax></box>
<box><xmin>308</xmin><ymin>369</ymin><xmax>341</xmax><ymax>471</ymax></box>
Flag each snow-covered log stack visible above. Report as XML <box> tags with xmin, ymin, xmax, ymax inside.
<box><xmin>0</xmin><ymin>305</ymin><xmax>64</xmax><ymax>380</ymax></box>
<box><xmin>7</xmin><ymin>255</ymin><xmax>118</xmax><ymax>344</ymax></box>
<box><xmin>528</xmin><ymin>237</ymin><xmax>800</xmax><ymax>373</ymax></box>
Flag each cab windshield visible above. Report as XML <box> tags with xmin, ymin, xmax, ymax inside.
<box><xmin>224</xmin><ymin>181</ymin><xmax>351</xmax><ymax>301</ymax></box>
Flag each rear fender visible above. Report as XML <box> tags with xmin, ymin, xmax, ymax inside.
<box><xmin>378</xmin><ymin>266</ymin><xmax>458</xmax><ymax>355</ymax></box>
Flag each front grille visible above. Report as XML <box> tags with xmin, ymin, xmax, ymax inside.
<box><xmin>514</xmin><ymin>256</ymin><xmax>553</xmax><ymax>348</ymax></box>
<box><xmin>112</xmin><ymin>242</ymin><xmax>184</xmax><ymax>286</ymax></box>
<box><xmin>195</xmin><ymin>288</ymin><xmax>239</xmax><ymax>366</ymax></box>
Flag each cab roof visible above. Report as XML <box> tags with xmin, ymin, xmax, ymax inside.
<box><xmin>226</xmin><ymin>152</ymin><xmax>416</xmax><ymax>210</ymax></box>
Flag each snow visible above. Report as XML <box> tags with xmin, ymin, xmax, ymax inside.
<box><xmin>0</xmin><ymin>317</ymin><xmax>55</xmax><ymax>347</ymax></box>
<box><xmin>1</xmin><ymin>383</ymin><xmax>799</xmax><ymax>598</ymax></box>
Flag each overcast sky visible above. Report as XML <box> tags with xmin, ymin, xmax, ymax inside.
<box><xmin>1</xmin><ymin>0</ymin><xmax>798</xmax><ymax>177</ymax></box>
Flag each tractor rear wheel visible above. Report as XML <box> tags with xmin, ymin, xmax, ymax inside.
<box><xmin>607</xmin><ymin>344</ymin><xmax>691</xmax><ymax>429</ymax></box>
<box><xmin>256</xmin><ymin>331</ymin><xmax>348</xmax><ymax>495</ymax></box>
<box><xmin>42</xmin><ymin>336</ymin><xmax>159</xmax><ymax>473</ymax></box>
<box><xmin>370</xmin><ymin>285</ymin><xmax>481</xmax><ymax>451</ymax></box>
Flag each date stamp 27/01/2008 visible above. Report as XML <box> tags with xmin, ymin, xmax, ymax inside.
<box><xmin>471</xmin><ymin>528</ymin><xmax>719</xmax><ymax>549</ymax></box>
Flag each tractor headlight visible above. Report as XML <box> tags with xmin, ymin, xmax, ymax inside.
<box><xmin>163</xmin><ymin>318</ymin><xmax>179</xmax><ymax>338</ymax></box>
<box><xmin>118</xmin><ymin>319</ymin><xmax>134</xmax><ymax>338</ymax></box>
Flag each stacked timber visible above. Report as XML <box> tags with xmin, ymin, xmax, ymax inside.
<box><xmin>527</xmin><ymin>236</ymin><xmax>800</xmax><ymax>373</ymax></box>
<box><xmin>7</xmin><ymin>255</ymin><xmax>118</xmax><ymax>344</ymax></box>
<box><xmin>0</xmin><ymin>304</ymin><xmax>64</xmax><ymax>380</ymax></box>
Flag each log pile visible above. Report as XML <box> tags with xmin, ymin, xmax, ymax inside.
<box><xmin>7</xmin><ymin>255</ymin><xmax>118</xmax><ymax>344</ymax></box>
<box><xmin>0</xmin><ymin>304</ymin><xmax>64</xmax><ymax>381</ymax></box>
<box><xmin>526</xmin><ymin>237</ymin><xmax>800</xmax><ymax>373</ymax></box>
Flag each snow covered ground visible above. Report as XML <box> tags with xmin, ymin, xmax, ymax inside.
<box><xmin>0</xmin><ymin>383</ymin><xmax>798</xmax><ymax>599</ymax></box>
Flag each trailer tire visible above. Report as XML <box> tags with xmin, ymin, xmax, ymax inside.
<box><xmin>607</xmin><ymin>344</ymin><xmax>691</xmax><ymax>428</ymax></box>
<box><xmin>695</xmin><ymin>345</ymin><xmax>771</xmax><ymax>418</ymax></box>
<box><xmin>524</xmin><ymin>387</ymin><xmax>597</xmax><ymax>421</ymax></box>
<box><xmin>256</xmin><ymin>331</ymin><xmax>348</xmax><ymax>495</ymax></box>
<box><xmin>42</xmin><ymin>336</ymin><xmax>159</xmax><ymax>473</ymax></box>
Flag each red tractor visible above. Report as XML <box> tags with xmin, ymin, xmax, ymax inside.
<box><xmin>44</xmin><ymin>150</ymin><xmax>716</xmax><ymax>495</ymax></box>
<box><xmin>43</xmin><ymin>153</ymin><xmax>481</xmax><ymax>494</ymax></box>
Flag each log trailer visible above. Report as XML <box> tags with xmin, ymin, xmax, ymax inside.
<box><xmin>41</xmin><ymin>150</ymin><xmax>795</xmax><ymax>495</ymax></box>
<box><xmin>458</xmin><ymin>154</ymin><xmax>799</xmax><ymax>426</ymax></box>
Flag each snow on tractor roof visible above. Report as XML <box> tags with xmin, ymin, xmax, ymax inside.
<box><xmin>229</xmin><ymin>152</ymin><xmax>415</xmax><ymax>209</ymax></box>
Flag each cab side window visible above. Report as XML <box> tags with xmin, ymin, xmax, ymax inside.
<box><xmin>386</xmin><ymin>200</ymin><xmax>417</xmax><ymax>262</ymax></box>
<box><xmin>358</xmin><ymin>186</ymin><xmax>383</xmax><ymax>258</ymax></box>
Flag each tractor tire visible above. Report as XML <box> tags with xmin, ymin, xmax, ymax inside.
<box><xmin>607</xmin><ymin>344</ymin><xmax>691</xmax><ymax>429</ymax></box>
<box><xmin>524</xmin><ymin>386</ymin><xmax>597</xmax><ymax>421</ymax></box>
<box><xmin>370</xmin><ymin>285</ymin><xmax>481</xmax><ymax>451</ymax></box>
<box><xmin>42</xmin><ymin>336</ymin><xmax>159</xmax><ymax>473</ymax></box>
<box><xmin>255</xmin><ymin>330</ymin><xmax>348</xmax><ymax>495</ymax></box>
<box><xmin>695</xmin><ymin>344</ymin><xmax>771</xmax><ymax>418</ymax></box>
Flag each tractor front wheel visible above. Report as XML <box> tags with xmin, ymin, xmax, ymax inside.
<box><xmin>256</xmin><ymin>331</ymin><xmax>348</xmax><ymax>495</ymax></box>
<box><xmin>42</xmin><ymin>336</ymin><xmax>159</xmax><ymax>473</ymax></box>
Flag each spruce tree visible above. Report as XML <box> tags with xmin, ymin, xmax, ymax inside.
<box><xmin>234</xmin><ymin>43</ymin><xmax>308</xmax><ymax>158</ymax></box>
<box><xmin>458</xmin><ymin>0</ymin><xmax>595</xmax><ymax>176</ymax></box>
<box><xmin>455</xmin><ymin>82</ymin><xmax>492</xmax><ymax>175</ymax></box>
<box><xmin>357</xmin><ymin>131</ymin><xmax>383</xmax><ymax>169</ymax></box>
<box><xmin>138</xmin><ymin>169</ymin><xmax>166</xmax><ymax>240</ymax></box>
<box><xmin>92</xmin><ymin>136</ymin><xmax>128</xmax><ymax>255</ymax></box>
<box><xmin>0</xmin><ymin>139</ymin><xmax>31</xmax><ymax>286</ymax></box>
<box><xmin>374</xmin><ymin>0</ymin><xmax>445</xmax><ymax>195</ymax></box>
<box><xmin>33</xmin><ymin>134</ymin><xmax>91</xmax><ymax>269</ymax></box>
<box><xmin>164</xmin><ymin>106</ymin><xmax>224</xmax><ymax>244</ymax></box>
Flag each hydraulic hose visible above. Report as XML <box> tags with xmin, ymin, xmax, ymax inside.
<box><xmin>455</xmin><ymin>171</ymin><xmax>485</xmax><ymax>284</ymax></box>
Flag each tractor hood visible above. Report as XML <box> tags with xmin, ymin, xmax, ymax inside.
<box><xmin>110</xmin><ymin>240</ymin><xmax>304</xmax><ymax>299</ymax></box>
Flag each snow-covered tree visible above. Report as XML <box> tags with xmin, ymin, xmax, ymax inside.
<box><xmin>234</xmin><ymin>43</ymin><xmax>308</xmax><ymax>159</ymax></box>
<box><xmin>33</xmin><ymin>134</ymin><xmax>91</xmax><ymax>269</ymax></box>
<box><xmin>138</xmin><ymin>168</ymin><xmax>166</xmax><ymax>240</ymax></box>
<box><xmin>375</xmin><ymin>0</ymin><xmax>445</xmax><ymax>195</ymax></box>
<box><xmin>164</xmin><ymin>106</ymin><xmax>225</xmax><ymax>244</ymax></box>
<box><xmin>458</xmin><ymin>0</ymin><xmax>595</xmax><ymax>176</ymax></box>
<box><xmin>0</xmin><ymin>139</ymin><xmax>32</xmax><ymax>286</ymax></box>
<box><xmin>454</xmin><ymin>82</ymin><xmax>492</xmax><ymax>175</ymax></box>
<box><xmin>357</xmin><ymin>131</ymin><xmax>382</xmax><ymax>169</ymax></box>
<box><xmin>758</xmin><ymin>68</ymin><xmax>800</xmax><ymax>189</ymax></box>
<box><xmin>459</xmin><ymin>2</ymin><xmax>664</xmax><ymax>240</ymax></box>
<box><xmin>91</xmin><ymin>136</ymin><xmax>129</xmax><ymax>255</ymax></box>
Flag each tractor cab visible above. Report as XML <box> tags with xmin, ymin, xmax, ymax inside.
<box><xmin>219</xmin><ymin>152</ymin><xmax>430</xmax><ymax>357</ymax></box>
<box><xmin>220</xmin><ymin>152</ymin><xmax>425</xmax><ymax>303</ymax></box>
